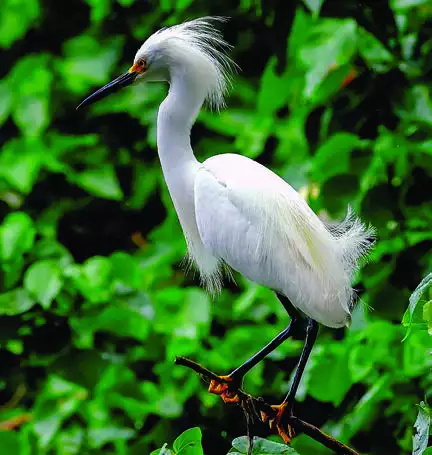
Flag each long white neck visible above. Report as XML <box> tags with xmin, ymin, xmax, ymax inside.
<box><xmin>155</xmin><ymin>68</ymin><xmax>222</xmax><ymax>286</ymax></box>
<box><xmin>157</xmin><ymin>71</ymin><xmax>206</xmax><ymax>172</ymax></box>
<box><xmin>156</xmin><ymin>70</ymin><xmax>207</xmax><ymax>248</ymax></box>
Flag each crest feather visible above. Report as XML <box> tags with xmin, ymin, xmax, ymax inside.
<box><xmin>139</xmin><ymin>17</ymin><xmax>237</xmax><ymax>109</ymax></box>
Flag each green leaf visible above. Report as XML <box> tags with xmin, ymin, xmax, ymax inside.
<box><xmin>337</xmin><ymin>375</ymin><xmax>393</xmax><ymax>441</ymax></box>
<box><xmin>173</xmin><ymin>428</ymin><xmax>203</xmax><ymax>454</ymax></box>
<box><xmin>403</xmin><ymin>273</ymin><xmax>432</xmax><ymax>338</ymax></box>
<box><xmin>47</xmin><ymin>131</ymin><xmax>99</xmax><ymax>151</ymax></box>
<box><xmin>358</xmin><ymin>27</ymin><xmax>394</xmax><ymax>73</ymax></box>
<box><xmin>200</xmin><ymin>109</ymin><xmax>254</xmax><ymax>137</ymax></box>
<box><xmin>54</xmin><ymin>426</ymin><xmax>84</xmax><ymax>455</ymax></box>
<box><xmin>58</xmin><ymin>35</ymin><xmax>123</xmax><ymax>94</ymax></box>
<box><xmin>88</xmin><ymin>426</ymin><xmax>136</xmax><ymax>449</ymax></box>
<box><xmin>413</xmin><ymin>402</ymin><xmax>431</xmax><ymax>455</ymax></box>
<box><xmin>0</xmin><ymin>81</ymin><xmax>12</xmax><ymax>125</ymax></box>
<box><xmin>361</xmin><ymin>127</ymin><xmax>410</xmax><ymax>192</ymax></box>
<box><xmin>309</xmin><ymin>64</ymin><xmax>355</xmax><ymax>105</ymax></box>
<box><xmin>65</xmin><ymin>256</ymin><xmax>114</xmax><ymax>303</ymax></box>
<box><xmin>235</xmin><ymin>116</ymin><xmax>273</xmax><ymax>159</ymax></box>
<box><xmin>391</xmin><ymin>0</ymin><xmax>431</xmax><ymax>11</ymax></box>
<box><xmin>423</xmin><ymin>301</ymin><xmax>432</xmax><ymax>335</ymax></box>
<box><xmin>155</xmin><ymin>288</ymin><xmax>210</xmax><ymax>358</ymax></box>
<box><xmin>0</xmin><ymin>212</ymin><xmax>35</xmax><ymax>261</ymax></box>
<box><xmin>0</xmin><ymin>288</ymin><xmax>35</xmax><ymax>315</ymax></box>
<box><xmin>1</xmin><ymin>256</ymin><xmax>24</xmax><ymax>289</ymax></box>
<box><xmin>32</xmin><ymin>376</ymin><xmax>87</xmax><ymax>449</ymax></box>
<box><xmin>348</xmin><ymin>321</ymin><xmax>402</xmax><ymax>382</ymax></box>
<box><xmin>403</xmin><ymin>330</ymin><xmax>431</xmax><ymax>377</ymax></box>
<box><xmin>7</xmin><ymin>54</ymin><xmax>52</xmax><ymax>137</ymax></box>
<box><xmin>398</xmin><ymin>85</ymin><xmax>432</xmax><ymax>127</ymax></box>
<box><xmin>257</xmin><ymin>57</ymin><xmax>290</xmax><ymax>116</ymax></box>
<box><xmin>290</xmin><ymin>434</ymin><xmax>331</xmax><ymax>455</ymax></box>
<box><xmin>231</xmin><ymin>436</ymin><xmax>299</xmax><ymax>454</ymax></box>
<box><xmin>0</xmin><ymin>139</ymin><xmax>43</xmax><ymax>193</ymax></box>
<box><xmin>85</xmin><ymin>0</ymin><xmax>112</xmax><ymax>24</ymax></box>
<box><xmin>0</xmin><ymin>432</ymin><xmax>21</xmax><ymax>454</ymax></box>
<box><xmin>128</xmin><ymin>162</ymin><xmax>158</xmax><ymax>209</ymax></box>
<box><xmin>73</xmin><ymin>165</ymin><xmax>123</xmax><ymax>200</ymax></box>
<box><xmin>13</xmin><ymin>95</ymin><xmax>49</xmax><ymax>137</ymax></box>
<box><xmin>311</xmin><ymin>133</ymin><xmax>364</xmax><ymax>182</ymax></box>
<box><xmin>294</xmin><ymin>14</ymin><xmax>357</xmax><ymax>99</ymax></box>
<box><xmin>0</xmin><ymin>0</ymin><xmax>40</xmax><ymax>48</ymax></box>
<box><xmin>302</xmin><ymin>343</ymin><xmax>353</xmax><ymax>406</ymax></box>
<box><xmin>32</xmin><ymin>239</ymin><xmax>74</xmax><ymax>266</ymax></box>
<box><xmin>24</xmin><ymin>260</ymin><xmax>63</xmax><ymax>309</ymax></box>
<box><xmin>176</xmin><ymin>0</ymin><xmax>194</xmax><ymax>10</ymax></box>
<box><xmin>71</xmin><ymin>293</ymin><xmax>152</xmax><ymax>347</ymax></box>
<box><xmin>8</xmin><ymin>54</ymin><xmax>52</xmax><ymax>98</ymax></box>
<box><xmin>110</xmin><ymin>252</ymin><xmax>140</xmax><ymax>287</ymax></box>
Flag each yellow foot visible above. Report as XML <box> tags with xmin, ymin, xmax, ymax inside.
<box><xmin>260</xmin><ymin>402</ymin><xmax>295</xmax><ymax>444</ymax></box>
<box><xmin>208</xmin><ymin>375</ymin><xmax>240</xmax><ymax>404</ymax></box>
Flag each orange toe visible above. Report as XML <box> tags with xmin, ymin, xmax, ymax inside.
<box><xmin>221</xmin><ymin>393</ymin><xmax>241</xmax><ymax>404</ymax></box>
<box><xmin>208</xmin><ymin>375</ymin><xmax>240</xmax><ymax>404</ymax></box>
<box><xmin>261</xmin><ymin>402</ymin><xmax>295</xmax><ymax>444</ymax></box>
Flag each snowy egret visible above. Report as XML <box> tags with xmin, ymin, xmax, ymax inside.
<box><xmin>78</xmin><ymin>17</ymin><xmax>374</xmax><ymax>442</ymax></box>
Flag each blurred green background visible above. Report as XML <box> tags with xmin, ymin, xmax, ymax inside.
<box><xmin>0</xmin><ymin>0</ymin><xmax>431</xmax><ymax>454</ymax></box>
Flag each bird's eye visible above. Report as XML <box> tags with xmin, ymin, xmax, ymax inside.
<box><xmin>128</xmin><ymin>59</ymin><xmax>147</xmax><ymax>74</ymax></box>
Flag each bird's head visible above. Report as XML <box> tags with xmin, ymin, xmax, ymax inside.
<box><xmin>77</xmin><ymin>17</ymin><xmax>236</xmax><ymax>110</ymax></box>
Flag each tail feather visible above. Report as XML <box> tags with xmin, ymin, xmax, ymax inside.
<box><xmin>326</xmin><ymin>206</ymin><xmax>375</xmax><ymax>312</ymax></box>
<box><xmin>336</xmin><ymin>206</ymin><xmax>375</xmax><ymax>273</ymax></box>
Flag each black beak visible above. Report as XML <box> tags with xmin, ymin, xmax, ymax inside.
<box><xmin>76</xmin><ymin>71</ymin><xmax>137</xmax><ymax>110</ymax></box>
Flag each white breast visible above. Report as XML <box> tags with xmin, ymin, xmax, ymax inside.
<box><xmin>194</xmin><ymin>153</ymin><xmax>354</xmax><ymax>328</ymax></box>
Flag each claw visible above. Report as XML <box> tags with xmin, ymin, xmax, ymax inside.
<box><xmin>208</xmin><ymin>375</ymin><xmax>241</xmax><ymax>404</ymax></box>
<box><xmin>260</xmin><ymin>402</ymin><xmax>295</xmax><ymax>444</ymax></box>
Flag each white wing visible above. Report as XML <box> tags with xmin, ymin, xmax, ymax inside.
<box><xmin>194</xmin><ymin>154</ymin><xmax>372</xmax><ymax>328</ymax></box>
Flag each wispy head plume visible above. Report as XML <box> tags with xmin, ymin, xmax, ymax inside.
<box><xmin>137</xmin><ymin>17</ymin><xmax>238</xmax><ymax>109</ymax></box>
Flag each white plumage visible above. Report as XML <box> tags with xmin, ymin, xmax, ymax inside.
<box><xmin>132</xmin><ymin>17</ymin><xmax>373</xmax><ymax>328</ymax></box>
<box><xmin>77</xmin><ymin>19</ymin><xmax>377</xmax><ymax>442</ymax></box>
<box><xmin>195</xmin><ymin>154</ymin><xmax>372</xmax><ymax>327</ymax></box>
<box><xmin>134</xmin><ymin>17</ymin><xmax>235</xmax><ymax>109</ymax></box>
<box><xmin>80</xmin><ymin>17</ymin><xmax>374</xmax><ymax>329</ymax></box>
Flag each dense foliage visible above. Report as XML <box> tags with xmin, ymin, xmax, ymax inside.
<box><xmin>0</xmin><ymin>0</ymin><xmax>431</xmax><ymax>454</ymax></box>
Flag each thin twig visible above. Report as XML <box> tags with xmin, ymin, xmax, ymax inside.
<box><xmin>0</xmin><ymin>384</ymin><xmax>26</xmax><ymax>411</ymax></box>
<box><xmin>0</xmin><ymin>414</ymin><xmax>32</xmax><ymax>430</ymax></box>
<box><xmin>175</xmin><ymin>356</ymin><xmax>227</xmax><ymax>383</ymax></box>
<box><xmin>290</xmin><ymin>416</ymin><xmax>359</xmax><ymax>455</ymax></box>
<box><xmin>175</xmin><ymin>356</ymin><xmax>360</xmax><ymax>455</ymax></box>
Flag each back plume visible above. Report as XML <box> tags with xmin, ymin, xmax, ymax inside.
<box><xmin>136</xmin><ymin>17</ymin><xmax>237</xmax><ymax>109</ymax></box>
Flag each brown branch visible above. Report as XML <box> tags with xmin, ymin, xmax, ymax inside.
<box><xmin>175</xmin><ymin>356</ymin><xmax>227</xmax><ymax>383</ymax></box>
<box><xmin>289</xmin><ymin>416</ymin><xmax>359</xmax><ymax>455</ymax></box>
<box><xmin>0</xmin><ymin>414</ymin><xmax>32</xmax><ymax>430</ymax></box>
<box><xmin>175</xmin><ymin>356</ymin><xmax>359</xmax><ymax>455</ymax></box>
<box><xmin>0</xmin><ymin>384</ymin><xmax>27</xmax><ymax>411</ymax></box>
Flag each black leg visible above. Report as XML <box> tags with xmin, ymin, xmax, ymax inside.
<box><xmin>229</xmin><ymin>293</ymin><xmax>300</xmax><ymax>381</ymax></box>
<box><xmin>257</xmin><ymin>317</ymin><xmax>318</xmax><ymax>444</ymax></box>
<box><xmin>230</xmin><ymin>317</ymin><xmax>296</xmax><ymax>380</ymax></box>
<box><xmin>276</xmin><ymin>293</ymin><xmax>301</xmax><ymax>321</ymax></box>
<box><xmin>283</xmin><ymin>317</ymin><xmax>318</xmax><ymax>408</ymax></box>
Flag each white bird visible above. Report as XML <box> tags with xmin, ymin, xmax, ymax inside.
<box><xmin>78</xmin><ymin>17</ymin><xmax>374</xmax><ymax>443</ymax></box>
